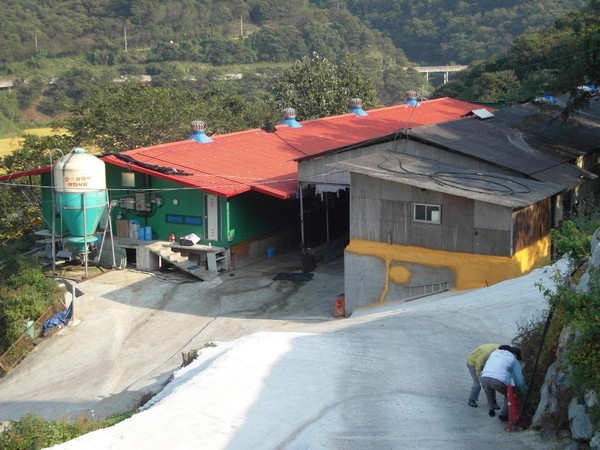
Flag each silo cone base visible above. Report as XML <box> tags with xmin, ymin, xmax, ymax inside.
<box><xmin>65</xmin><ymin>236</ymin><xmax>99</xmax><ymax>252</ymax></box>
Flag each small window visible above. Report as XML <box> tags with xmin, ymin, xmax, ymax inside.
<box><xmin>413</xmin><ymin>203</ymin><xmax>441</xmax><ymax>224</ymax></box>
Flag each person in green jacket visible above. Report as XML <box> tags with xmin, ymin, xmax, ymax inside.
<box><xmin>466</xmin><ymin>343</ymin><xmax>511</xmax><ymax>407</ymax></box>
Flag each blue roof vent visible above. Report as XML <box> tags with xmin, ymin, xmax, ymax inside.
<box><xmin>533</xmin><ymin>93</ymin><xmax>558</xmax><ymax>105</ymax></box>
<box><xmin>280</xmin><ymin>108</ymin><xmax>302</xmax><ymax>128</ymax></box>
<box><xmin>405</xmin><ymin>90</ymin><xmax>419</xmax><ymax>107</ymax></box>
<box><xmin>577</xmin><ymin>83</ymin><xmax>599</xmax><ymax>94</ymax></box>
<box><xmin>349</xmin><ymin>98</ymin><xmax>368</xmax><ymax>116</ymax></box>
<box><xmin>189</xmin><ymin>120</ymin><xmax>213</xmax><ymax>143</ymax></box>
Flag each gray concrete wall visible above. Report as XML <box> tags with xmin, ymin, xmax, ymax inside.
<box><xmin>344</xmin><ymin>251</ymin><xmax>387</xmax><ymax>315</ymax></box>
<box><xmin>344</xmin><ymin>252</ymin><xmax>455</xmax><ymax>315</ymax></box>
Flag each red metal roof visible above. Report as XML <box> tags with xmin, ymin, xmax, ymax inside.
<box><xmin>0</xmin><ymin>166</ymin><xmax>51</xmax><ymax>182</ymax></box>
<box><xmin>100</xmin><ymin>98</ymin><xmax>488</xmax><ymax>199</ymax></box>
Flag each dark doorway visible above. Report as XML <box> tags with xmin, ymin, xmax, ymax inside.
<box><xmin>302</xmin><ymin>187</ymin><xmax>350</xmax><ymax>250</ymax></box>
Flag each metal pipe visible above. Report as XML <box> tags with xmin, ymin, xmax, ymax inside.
<box><xmin>325</xmin><ymin>193</ymin><xmax>330</xmax><ymax>243</ymax></box>
<box><xmin>83</xmin><ymin>192</ymin><xmax>88</xmax><ymax>278</ymax></box>
<box><xmin>299</xmin><ymin>182</ymin><xmax>305</xmax><ymax>249</ymax></box>
<box><xmin>49</xmin><ymin>149</ymin><xmax>64</xmax><ymax>275</ymax></box>
<box><xmin>511</xmin><ymin>309</ymin><xmax>554</xmax><ymax>431</ymax></box>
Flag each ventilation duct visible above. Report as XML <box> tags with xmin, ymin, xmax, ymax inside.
<box><xmin>405</xmin><ymin>90</ymin><xmax>419</xmax><ymax>107</ymax></box>
<box><xmin>280</xmin><ymin>108</ymin><xmax>302</xmax><ymax>128</ymax></box>
<box><xmin>189</xmin><ymin>120</ymin><xmax>213</xmax><ymax>143</ymax></box>
<box><xmin>533</xmin><ymin>94</ymin><xmax>557</xmax><ymax>105</ymax></box>
<box><xmin>349</xmin><ymin>98</ymin><xmax>368</xmax><ymax>116</ymax></box>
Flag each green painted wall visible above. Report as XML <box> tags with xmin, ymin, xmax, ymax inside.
<box><xmin>106</xmin><ymin>167</ymin><xmax>205</xmax><ymax>242</ymax></box>
<box><xmin>104</xmin><ymin>166</ymin><xmax>299</xmax><ymax>246</ymax></box>
<box><xmin>227</xmin><ymin>191</ymin><xmax>298</xmax><ymax>244</ymax></box>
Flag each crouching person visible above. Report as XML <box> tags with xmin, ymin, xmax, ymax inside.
<box><xmin>480</xmin><ymin>346</ymin><xmax>527</xmax><ymax>422</ymax></box>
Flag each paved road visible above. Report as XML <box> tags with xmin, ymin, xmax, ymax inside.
<box><xmin>0</xmin><ymin>251</ymin><xmax>561</xmax><ymax>449</ymax></box>
<box><xmin>0</xmin><ymin>250</ymin><xmax>344</xmax><ymax>422</ymax></box>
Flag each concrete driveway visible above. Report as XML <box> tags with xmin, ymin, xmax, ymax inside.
<box><xmin>0</xmin><ymin>249</ymin><xmax>344</xmax><ymax>422</ymax></box>
<box><xmin>0</xmin><ymin>250</ymin><xmax>561</xmax><ymax>449</ymax></box>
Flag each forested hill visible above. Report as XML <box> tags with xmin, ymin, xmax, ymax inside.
<box><xmin>346</xmin><ymin>0</ymin><xmax>587</xmax><ymax>64</ymax></box>
<box><xmin>0</xmin><ymin>0</ymin><xmax>586</xmax><ymax>67</ymax></box>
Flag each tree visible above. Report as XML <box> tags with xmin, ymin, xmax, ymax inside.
<box><xmin>379</xmin><ymin>67</ymin><xmax>431</xmax><ymax>106</ymax></box>
<box><xmin>272</xmin><ymin>53</ymin><xmax>377</xmax><ymax>120</ymax></box>
<box><xmin>0</xmin><ymin>182</ymin><xmax>42</xmax><ymax>246</ymax></box>
<box><xmin>252</xmin><ymin>25</ymin><xmax>308</xmax><ymax>63</ymax></box>
<box><xmin>15</xmin><ymin>76</ymin><xmax>45</xmax><ymax>109</ymax></box>
<box><xmin>0</xmin><ymin>134</ymin><xmax>72</xmax><ymax>245</ymax></box>
<box><xmin>0</xmin><ymin>255</ymin><xmax>62</xmax><ymax>351</ymax></box>
<box><xmin>62</xmin><ymin>81</ymin><xmax>278</xmax><ymax>152</ymax></box>
<box><xmin>0</xmin><ymin>91</ymin><xmax>22</xmax><ymax>136</ymax></box>
<box><xmin>37</xmin><ymin>67</ymin><xmax>117</xmax><ymax>116</ymax></box>
<box><xmin>433</xmin><ymin>1</ymin><xmax>600</xmax><ymax>111</ymax></box>
<box><xmin>302</xmin><ymin>21</ymin><xmax>345</xmax><ymax>61</ymax></box>
<box><xmin>473</xmin><ymin>70</ymin><xmax>520</xmax><ymax>102</ymax></box>
<box><xmin>62</xmin><ymin>82</ymin><xmax>203</xmax><ymax>152</ymax></box>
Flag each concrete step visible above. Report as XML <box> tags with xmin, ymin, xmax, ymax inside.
<box><xmin>166</xmin><ymin>253</ymin><xmax>189</xmax><ymax>263</ymax></box>
<box><xmin>146</xmin><ymin>241</ymin><xmax>219</xmax><ymax>282</ymax></box>
<box><xmin>178</xmin><ymin>262</ymin><xmax>218</xmax><ymax>282</ymax></box>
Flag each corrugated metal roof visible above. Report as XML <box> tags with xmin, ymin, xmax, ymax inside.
<box><xmin>102</xmin><ymin>98</ymin><xmax>484</xmax><ymax>200</ymax></box>
<box><xmin>0</xmin><ymin>166</ymin><xmax>51</xmax><ymax>182</ymax></box>
<box><xmin>332</xmin><ymin>151</ymin><xmax>566</xmax><ymax>208</ymax></box>
<box><xmin>408</xmin><ymin>102</ymin><xmax>600</xmax><ymax>183</ymax></box>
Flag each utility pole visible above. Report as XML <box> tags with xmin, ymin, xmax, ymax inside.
<box><xmin>34</xmin><ymin>32</ymin><xmax>38</xmax><ymax>53</ymax></box>
<box><xmin>240</xmin><ymin>16</ymin><xmax>243</xmax><ymax>36</ymax></box>
<box><xmin>124</xmin><ymin>26</ymin><xmax>128</xmax><ymax>52</ymax></box>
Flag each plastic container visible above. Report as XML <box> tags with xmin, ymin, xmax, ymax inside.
<box><xmin>128</xmin><ymin>219</ymin><xmax>140</xmax><ymax>240</ymax></box>
<box><xmin>143</xmin><ymin>226</ymin><xmax>152</xmax><ymax>241</ymax></box>
<box><xmin>334</xmin><ymin>294</ymin><xmax>345</xmax><ymax>318</ymax></box>
<box><xmin>266</xmin><ymin>247</ymin><xmax>275</xmax><ymax>258</ymax></box>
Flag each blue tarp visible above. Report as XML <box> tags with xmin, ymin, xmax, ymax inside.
<box><xmin>42</xmin><ymin>301</ymin><xmax>74</xmax><ymax>334</ymax></box>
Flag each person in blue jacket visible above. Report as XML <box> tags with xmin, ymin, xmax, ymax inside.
<box><xmin>480</xmin><ymin>346</ymin><xmax>527</xmax><ymax>422</ymax></box>
<box><xmin>466</xmin><ymin>343</ymin><xmax>512</xmax><ymax>407</ymax></box>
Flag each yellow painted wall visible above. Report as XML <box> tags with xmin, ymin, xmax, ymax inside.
<box><xmin>346</xmin><ymin>236</ymin><xmax>551</xmax><ymax>290</ymax></box>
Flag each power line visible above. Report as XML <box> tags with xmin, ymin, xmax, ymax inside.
<box><xmin>0</xmin><ymin>176</ymin><xmax>299</xmax><ymax>192</ymax></box>
<box><xmin>376</xmin><ymin>153</ymin><xmax>532</xmax><ymax>196</ymax></box>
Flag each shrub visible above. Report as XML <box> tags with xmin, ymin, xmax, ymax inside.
<box><xmin>0</xmin><ymin>412</ymin><xmax>132</xmax><ymax>449</ymax></box>
<box><xmin>181</xmin><ymin>342</ymin><xmax>217</xmax><ymax>367</ymax></box>
<box><xmin>0</xmin><ymin>414</ymin><xmax>85</xmax><ymax>449</ymax></box>
<box><xmin>551</xmin><ymin>195</ymin><xmax>600</xmax><ymax>264</ymax></box>
<box><xmin>550</xmin><ymin>220</ymin><xmax>590</xmax><ymax>264</ymax></box>
<box><xmin>550</xmin><ymin>268</ymin><xmax>600</xmax><ymax>393</ymax></box>
<box><xmin>512</xmin><ymin>308</ymin><xmax>566</xmax><ymax>428</ymax></box>
<box><xmin>0</xmin><ymin>255</ymin><xmax>62</xmax><ymax>352</ymax></box>
<box><xmin>533</xmin><ymin>266</ymin><xmax>600</xmax><ymax>432</ymax></box>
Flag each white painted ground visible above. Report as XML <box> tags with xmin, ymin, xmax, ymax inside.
<box><xmin>46</xmin><ymin>262</ymin><xmax>566</xmax><ymax>450</ymax></box>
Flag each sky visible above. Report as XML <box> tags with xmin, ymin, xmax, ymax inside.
<box><xmin>47</xmin><ymin>261</ymin><xmax>565</xmax><ymax>450</ymax></box>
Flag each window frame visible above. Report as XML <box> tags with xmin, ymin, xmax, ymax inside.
<box><xmin>412</xmin><ymin>203</ymin><xmax>441</xmax><ymax>224</ymax></box>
